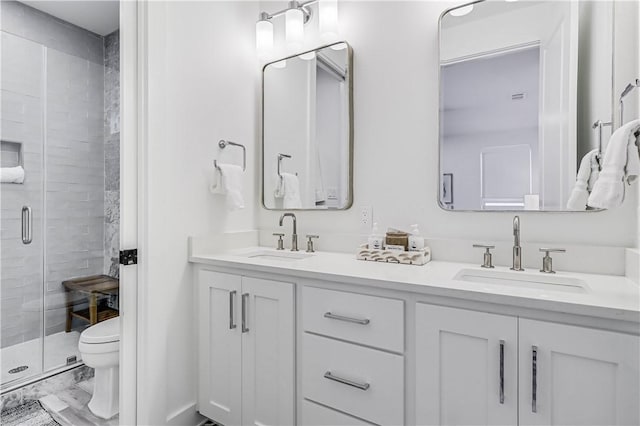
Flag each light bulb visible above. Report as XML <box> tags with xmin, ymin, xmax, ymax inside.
<box><xmin>285</xmin><ymin>7</ymin><xmax>304</xmax><ymax>51</ymax></box>
<box><xmin>256</xmin><ymin>17</ymin><xmax>274</xmax><ymax>61</ymax></box>
<box><xmin>330</xmin><ymin>42</ymin><xmax>347</xmax><ymax>51</ymax></box>
<box><xmin>300</xmin><ymin>51</ymin><xmax>316</xmax><ymax>60</ymax></box>
<box><xmin>319</xmin><ymin>0</ymin><xmax>338</xmax><ymax>43</ymax></box>
<box><xmin>449</xmin><ymin>4</ymin><xmax>473</xmax><ymax>16</ymax></box>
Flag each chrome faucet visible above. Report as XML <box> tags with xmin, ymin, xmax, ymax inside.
<box><xmin>279</xmin><ymin>213</ymin><xmax>298</xmax><ymax>251</ymax></box>
<box><xmin>510</xmin><ymin>215</ymin><xmax>524</xmax><ymax>271</ymax></box>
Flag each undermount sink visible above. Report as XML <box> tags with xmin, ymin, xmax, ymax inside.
<box><xmin>244</xmin><ymin>250</ymin><xmax>313</xmax><ymax>261</ymax></box>
<box><xmin>454</xmin><ymin>268</ymin><xmax>589</xmax><ymax>293</ymax></box>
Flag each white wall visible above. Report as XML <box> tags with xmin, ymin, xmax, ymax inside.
<box><xmin>257</xmin><ymin>1</ymin><xmax>637</xmax><ymax>254</ymax></box>
<box><xmin>142</xmin><ymin>1</ymin><xmax>259</xmax><ymax>424</ymax></box>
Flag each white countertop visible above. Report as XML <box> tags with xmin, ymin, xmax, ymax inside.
<box><xmin>190</xmin><ymin>247</ymin><xmax>640</xmax><ymax>324</ymax></box>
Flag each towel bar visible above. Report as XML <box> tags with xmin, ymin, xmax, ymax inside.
<box><xmin>215</xmin><ymin>139</ymin><xmax>246</xmax><ymax>171</ymax></box>
<box><xmin>277</xmin><ymin>153</ymin><xmax>292</xmax><ymax>178</ymax></box>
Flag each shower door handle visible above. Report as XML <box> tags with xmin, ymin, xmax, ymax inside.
<box><xmin>22</xmin><ymin>206</ymin><xmax>32</xmax><ymax>245</ymax></box>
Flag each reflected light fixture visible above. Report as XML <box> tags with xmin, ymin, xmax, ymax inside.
<box><xmin>300</xmin><ymin>51</ymin><xmax>316</xmax><ymax>60</ymax></box>
<box><xmin>449</xmin><ymin>4</ymin><xmax>474</xmax><ymax>16</ymax></box>
<box><xmin>256</xmin><ymin>0</ymin><xmax>340</xmax><ymax>60</ymax></box>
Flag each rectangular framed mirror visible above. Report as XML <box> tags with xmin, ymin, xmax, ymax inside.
<box><xmin>262</xmin><ymin>41</ymin><xmax>353</xmax><ymax>210</ymax></box>
<box><xmin>439</xmin><ymin>0</ymin><xmax>613</xmax><ymax>211</ymax></box>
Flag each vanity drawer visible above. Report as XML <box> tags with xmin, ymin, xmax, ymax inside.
<box><xmin>301</xmin><ymin>399</ymin><xmax>375</xmax><ymax>426</ymax></box>
<box><xmin>302</xmin><ymin>333</ymin><xmax>404</xmax><ymax>426</ymax></box>
<box><xmin>302</xmin><ymin>286</ymin><xmax>404</xmax><ymax>353</ymax></box>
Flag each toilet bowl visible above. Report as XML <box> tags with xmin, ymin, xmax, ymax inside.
<box><xmin>78</xmin><ymin>317</ymin><xmax>120</xmax><ymax>419</ymax></box>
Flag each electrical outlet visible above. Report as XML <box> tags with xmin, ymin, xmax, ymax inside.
<box><xmin>360</xmin><ymin>206</ymin><xmax>373</xmax><ymax>233</ymax></box>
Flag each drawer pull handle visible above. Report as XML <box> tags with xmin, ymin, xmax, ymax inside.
<box><xmin>323</xmin><ymin>312</ymin><xmax>370</xmax><ymax>325</ymax></box>
<box><xmin>241</xmin><ymin>293</ymin><xmax>249</xmax><ymax>333</ymax></box>
<box><xmin>532</xmin><ymin>345</ymin><xmax>538</xmax><ymax>413</ymax></box>
<box><xmin>324</xmin><ymin>371</ymin><xmax>370</xmax><ymax>391</ymax></box>
<box><xmin>499</xmin><ymin>339</ymin><xmax>504</xmax><ymax>404</ymax></box>
<box><xmin>229</xmin><ymin>291</ymin><xmax>237</xmax><ymax>329</ymax></box>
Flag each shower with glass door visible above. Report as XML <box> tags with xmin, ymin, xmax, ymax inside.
<box><xmin>0</xmin><ymin>0</ymin><xmax>120</xmax><ymax>391</ymax></box>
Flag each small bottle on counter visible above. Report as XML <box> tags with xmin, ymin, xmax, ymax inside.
<box><xmin>409</xmin><ymin>224</ymin><xmax>425</xmax><ymax>251</ymax></box>
<box><xmin>368</xmin><ymin>223</ymin><xmax>384</xmax><ymax>250</ymax></box>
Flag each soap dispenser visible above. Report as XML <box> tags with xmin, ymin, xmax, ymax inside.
<box><xmin>368</xmin><ymin>223</ymin><xmax>384</xmax><ymax>250</ymax></box>
<box><xmin>409</xmin><ymin>224</ymin><xmax>425</xmax><ymax>251</ymax></box>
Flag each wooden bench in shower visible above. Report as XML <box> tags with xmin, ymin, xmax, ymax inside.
<box><xmin>63</xmin><ymin>275</ymin><xmax>119</xmax><ymax>332</ymax></box>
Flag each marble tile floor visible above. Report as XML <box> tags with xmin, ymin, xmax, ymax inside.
<box><xmin>39</xmin><ymin>377</ymin><xmax>118</xmax><ymax>426</ymax></box>
<box><xmin>1</xmin><ymin>366</ymin><xmax>117</xmax><ymax>426</ymax></box>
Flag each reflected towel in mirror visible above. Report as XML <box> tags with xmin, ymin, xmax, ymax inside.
<box><xmin>0</xmin><ymin>166</ymin><xmax>25</xmax><ymax>183</ymax></box>
<box><xmin>216</xmin><ymin>164</ymin><xmax>245</xmax><ymax>211</ymax></box>
<box><xmin>275</xmin><ymin>172</ymin><xmax>302</xmax><ymax>209</ymax></box>
<box><xmin>587</xmin><ymin>119</ymin><xmax>640</xmax><ymax>209</ymax></box>
<box><xmin>566</xmin><ymin>149</ymin><xmax>600</xmax><ymax>210</ymax></box>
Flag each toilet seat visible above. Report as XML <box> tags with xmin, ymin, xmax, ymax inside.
<box><xmin>80</xmin><ymin>317</ymin><xmax>120</xmax><ymax>344</ymax></box>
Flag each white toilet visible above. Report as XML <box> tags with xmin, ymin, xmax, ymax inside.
<box><xmin>78</xmin><ymin>317</ymin><xmax>120</xmax><ymax>419</ymax></box>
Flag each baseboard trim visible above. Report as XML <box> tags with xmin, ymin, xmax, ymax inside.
<box><xmin>166</xmin><ymin>402</ymin><xmax>205</xmax><ymax>426</ymax></box>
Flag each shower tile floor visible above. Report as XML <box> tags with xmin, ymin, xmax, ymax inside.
<box><xmin>1</xmin><ymin>331</ymin><xmax>82</xmax><ymax>385</ymax></box>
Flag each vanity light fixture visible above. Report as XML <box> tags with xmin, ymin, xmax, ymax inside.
<box><xmin>256</xmin><ymin>12</ymin><xmax>274</xmax><ymax>60</ymax></box>
<box><xmin>285</xmin><ymin>5</ymin><xmax>304</xmax><ymax>51</ymax></box>
<box><xmin>256</xmin><ymin>0</ymin><xmax>340</xmax><ymax>59</ymax></box>
<box><xmin>449</xmin><ymin>4</ymin><xmax>474</xmax><ymax>16</ymax></box>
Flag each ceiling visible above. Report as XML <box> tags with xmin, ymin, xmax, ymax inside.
<box><xmin>21</xmin><ymin>0</ymin><xmax>119</xmax><ymax>36</ymax></box>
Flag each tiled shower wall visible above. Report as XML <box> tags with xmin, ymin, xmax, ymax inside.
<box><xmin>0</xmin><ymin>1</ymin><xmax>119</xmax><ymax>346</ymax></box>
<box><xmin>104</xmin><ymin>30</ymin><xmax>120</xmax><ymax>278</ymax></box>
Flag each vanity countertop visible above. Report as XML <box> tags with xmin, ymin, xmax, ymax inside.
<box><xmin>190</xmin><ymin>247</ymin><xmax>640</xmax><ymax>325</ymax></box>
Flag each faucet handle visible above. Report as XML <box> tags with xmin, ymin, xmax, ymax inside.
<box><xmin>473</xmin><ymin>244</ymin><xmax>495</xmax><ymax>269</ymax></box>
<box><xmin>539</xmin><ymin>248</ymin><xmax>565</xmax><ymax>273</ymax></box>
<box><xmin>306</xmin><ymin>235</ymin><xmax>319</xmax><ymax>253</ymax></box>
<box><xmin>273</xmin><ymin>233</ymin><xmax>285</xmax><ymax>250</ymax></box>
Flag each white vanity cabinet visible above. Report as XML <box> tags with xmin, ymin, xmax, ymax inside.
<box><xmin>301</xmin><ymin>286</ymin><xmax>405</xmax><ymax>426</ymax></box>
<box><xmin>415</xmin><ymin>304</ymin><xmax>519</xmax><ymax>425</ymax></box>
<box><xmin>416</xmin><ymin>304</ymin><xmax>640</xmax><ymax>426</ymax></box>
<box><xmin>197</xmin><ymin>270</ymin><xmax>295</xmax><ymax>426</ymax></box>
<box><xmin>518</xmin><ymin>319</ymin><xmax>640</xmax><ymax>426</ymax></box>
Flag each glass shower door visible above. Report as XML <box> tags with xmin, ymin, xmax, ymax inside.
<box><xmin>0</xmin><ymin>31</ymin><xmax>45</xmax><ymax>388</ymax></box>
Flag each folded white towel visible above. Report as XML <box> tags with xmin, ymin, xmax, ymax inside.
<box><xmin>566</xmin><ymin>149</ymin><xmax>600</xmax><ymax>210</ymax></box>
<box><xmin>275</xmin><ymin>173</ymin><xmax>302</xmax><ymax>209</ymax></box>
<box><xmin>1</xmin><ymin>166</ymin><xmax>25</xmax><ymax>183</ymax></box>
<box><xmin>216</xmin><ymin>164</ymin><xmax>244</xmax><ymax>211</ymax></box>
<box><xmin>587</xmin><ymin>119</ymin><xmax>640</xmax><ymax>209</ymax></box>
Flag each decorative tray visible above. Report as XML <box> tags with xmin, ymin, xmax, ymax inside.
<box><xmin>356</xmin><ymin>244</ymin><xmax>431</xmax><ymax>266</ymax></box>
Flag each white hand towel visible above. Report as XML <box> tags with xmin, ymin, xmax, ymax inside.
<box><xmin>566</xmin><ymin>149</ymin><xmax>600</xmax><ymax>210</ymax></box>
<box><xmin>588</xmin><ymin>119</ymin><xmax>640</xmax><ymax>209</ymax></box>
<box><xmin>1</xmin><ymin>166</ymin><xmax>25</xmax><ymax>183</ymax></box>
<box><xmin>274</xmin><ymin>172</ymin><xmax>302</xmax><ymax>209</ymax></box>
<box><xmin>217</xmin><ymin>164</ymin><xmax>245</xmax><ymax>211</ymax></box>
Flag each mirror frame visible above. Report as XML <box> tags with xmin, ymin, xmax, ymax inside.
<box><xmin>261</xmin><ymin>41</ymin><xmax>355</xmax><ymax>211</ymax></box>
<box><xmin>437</xmin><ymin>0</ymin><xmax>612</xmax><ymax>213</ymax></box>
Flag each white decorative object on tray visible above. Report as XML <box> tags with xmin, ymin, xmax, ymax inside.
<box><xmin>357</xmin><ymin>244</ymin><xmax>431</xmax><ymax>266</ymax></box>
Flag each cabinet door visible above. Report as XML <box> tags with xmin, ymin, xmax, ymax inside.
<box><xmin>241</xmin><ymin>277</ymin><xmax>295</xmax><ymax>426</ymax></box>
<box><xmin>519</xmin><ymin>319</ymin><xmax>640</xmax><ymax>426</ymax></box>
<box><xmin>198</xmin><ymin>270</ymin><xmax>242</xmax><ymax>425</ymax></box>
<box><xmin>416</xmin><ymin>304</ymin><xmax>518</xmax><ymax>426</ymax></box>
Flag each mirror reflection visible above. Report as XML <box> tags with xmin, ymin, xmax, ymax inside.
<box><xmin>439</xmin><ymin>1</ymin><xmax>613</xmax><ymax>211</ymax></box>
<box><xmin>262</xmin><ymin>42</ymin><xmax>353</xmax><ymax>210</ymax></box>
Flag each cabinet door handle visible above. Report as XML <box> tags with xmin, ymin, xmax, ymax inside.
<box><xmin>532</xmin><ymin>345</ymin><xmax>538</xmax><ymax>413</ymax></box>
<box><xmin>22</xmin><ymin>206</ymin><xmax>32</xmax><ymax>245</ymax></box>
<box><xmin>499</xmin><ymin>339</ymin><xmax>505</xmax><ymax>404</ymax></box>
<box><xmin>324</xmin><ymin>371</ymin><xmax>370</xmax><ymax>391</ymax></box>
<box><xmin>323</xmin><ymin>312</ymin><xmax>370</xmax><ymax>325</ymax></box>
<box><xmin>229</xmin><ymin>290</ymin><xmax>237</xmax><ymax>329</ymax></box>
<box><xmin>241</xmin><ymin>293</ymin><xmax>249</xmax><ymax>333</ymax></box>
